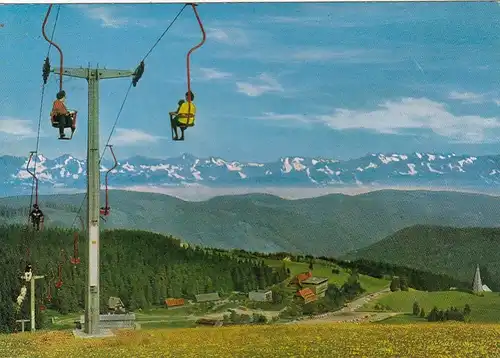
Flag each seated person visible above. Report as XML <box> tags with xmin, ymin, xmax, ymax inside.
<box><xmin>169</xmin><ymin>91</ymin><xmax>196</xmax><ymax>141</ymax></box>
<box><xmin>24</xmin><ymin>264</ymin><xmax>32</xmax><ymax>282</ymax></box>
<box><xmin>51</xmin><ymin>90</ymin><xmax>76</xmax><ymax>139</ymax></box>
<box><xmin>29</xmin><ymin>204</ymin><xmax>44</xmax><ymax>231</ymax></box>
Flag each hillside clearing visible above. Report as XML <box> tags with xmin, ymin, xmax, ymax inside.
<box><xmin>360</xmin><ymin>290</ymin><xmax>500</xmax><ymax>323</ymax></box>
<box><xmin>3</xmin><ymin>323</ymin><xmax>499</xmax><ymax>358</ymax></box>
<box><xmin>265</xmin><ymin>259</ymin><xmax>390</xmax><ymax>293</ymax></box>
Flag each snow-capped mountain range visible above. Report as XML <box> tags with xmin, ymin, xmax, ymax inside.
<box><xmin>1</xmin><ymin>152</ymin><xmax>500</xmax><ymax>197</ymax></box>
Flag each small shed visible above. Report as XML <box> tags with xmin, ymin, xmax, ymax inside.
<box><xmin>195</xmin><ymin>292</ymin><xmax>220</xmax><ymax>303</ymax></box>
<box><xmin>248</xmin><ymin>290</ymin><xmax>272</xmax><ymax>302</ymax></box>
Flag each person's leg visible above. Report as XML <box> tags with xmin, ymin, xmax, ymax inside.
<box><xmin>65</xmin><ymin>115</ymin><xmax>75</xmax><ymax>137</ymax></box>
<box><xmin>67</xmin><ymin>114</ymin><xmax>75</xmax><ymax>133</ymax></box>
<box><xmin>57</xmin><ymin>115</ymin><xmax>65</xmax><ymax>137</ymax></box>
<box><xmin>171</xmin><ymin>116</ymin><xmax>180</xmax><ymax>139</ymax></box>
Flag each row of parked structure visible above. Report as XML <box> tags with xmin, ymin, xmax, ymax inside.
<box><xmin>163</xmin><ymin>270</ymin><xmax>329</xmax><ymax>307</ymax></box>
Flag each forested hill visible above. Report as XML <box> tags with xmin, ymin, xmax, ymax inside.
<box><xmin>0</xmin><ymin>226</ymin><xmax>288</xmax><ymax>332</ymax></box>
<box><xmin>343</xmin><ymin>225</ymin><xmax>500</xmax><ymax>291</ymax></box>
<box><xmin>3</xmin><ymin>189</ymin><xmax>500</xmax><ymax>256</ymax></box>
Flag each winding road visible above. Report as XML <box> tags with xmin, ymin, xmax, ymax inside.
<box><xmin>289</xmin><ymin>287</ymin><xmax>399</xmax><ymax>324</ymax></box>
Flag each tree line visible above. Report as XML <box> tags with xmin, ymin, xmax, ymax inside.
<box><xmin>0</xmin><ymin>225</ymin><xmax>288</xmax><ymax>333</ymax></box>
<box><xmin>412</xmin><ymin>301</ymin><xmax>471</xmax><ymax>322</ymax></box>
<box><xmin>246</xmin><ymin>251</ymin><xmax>472</xmax><ymax>292</ymax></box>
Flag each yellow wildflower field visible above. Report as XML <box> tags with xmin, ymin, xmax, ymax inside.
<box><xmin>1</xmin><ymin>323</ymin><xmax>499</xmax><ymax>358</ymax></box>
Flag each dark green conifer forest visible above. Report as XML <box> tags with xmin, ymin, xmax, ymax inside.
<box><xmin>0</xmin><ymin>225</ymin><xmax>288</xmax><ymax>332</ymax></box>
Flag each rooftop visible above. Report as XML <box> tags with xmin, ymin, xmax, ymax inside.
<box><xmin>195</xmin><ymin>292</ymin><xmax>220</xmax><ymax>302</ymax></box>
<box><xmin>250</xmin><ymin>289</ymin><xmax>272</xmax><ymax>294</ymax></box>
<box><xmin>296</xmin><ymin>288</ymin><xmax>315</xmax><ymax>298</ymax></box>
<box><xmin>294</xmin><ymin>271</ymin><xmax>312</xmax><ymax>283</ymax></box>
<box><xmin>301</xmin><ymin>276</ymin><xmax>328</xmax><ymax>285</ymax></box>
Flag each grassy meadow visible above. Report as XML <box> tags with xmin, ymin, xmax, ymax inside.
<box><xmin>265</xmin><ymin>259</ymin><xmax>390</xmax><ymax>294</ymax></box>
<box><xmin>361</xmin><ymin>290</ymin><xmax>500</xmax><ymax>323</ymax></box>
<box><xmin>2</xmin><ymin>323</ymin><xmax>499</xmax><ymax>358</ymax></box>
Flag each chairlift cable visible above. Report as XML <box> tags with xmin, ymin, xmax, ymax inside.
<box><xmin>69</xmin><ymin>4</ymin><xmax>188</xmax><ymax>229</ymax></box>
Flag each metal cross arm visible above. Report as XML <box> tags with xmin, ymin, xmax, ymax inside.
<box><xmin>51</xmin><ymin>67</ymin><xmax>135</xmax><ymax>79</ymax></box>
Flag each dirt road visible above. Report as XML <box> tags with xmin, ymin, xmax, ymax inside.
<box><xmin>290</xmin><ymin>287</ymin><xmax>396</xmax><ymax>325</ymax></box>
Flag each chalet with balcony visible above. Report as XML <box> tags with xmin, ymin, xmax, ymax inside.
<box><xmin>301</xmin><ymin>276</ymin><xmax>329</xmax><ymax>298</ymax></box>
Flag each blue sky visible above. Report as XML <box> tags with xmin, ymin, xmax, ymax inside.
<box><xmin>0</xmin><ymin>2</ymin><xmax>499</xmax><ymax>162</ymax></box>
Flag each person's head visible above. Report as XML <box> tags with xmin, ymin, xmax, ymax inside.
<box><xmin>56</xmin><ymin>90</ymin><xmax>66</xmax><ymax>101</ymax></box>
<box><xmin>185</xmin><ymin>91</ymin><xmax>195</xmax><ymax>102</ymax></box>
<box><xmin>33</xmin><ymin>204</ymin><xmax>38</xmax><ymax>209</ymax></box>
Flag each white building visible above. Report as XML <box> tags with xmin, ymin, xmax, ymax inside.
<box><xmin>248</xmin><ymin>290</ymin><xmax>272</xmax><ymax>302</ymax></box>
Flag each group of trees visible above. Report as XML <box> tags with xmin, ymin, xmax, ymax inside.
<box><xmin>0</xmin><ymin>225</ymin><xmax>288</xmax><ymax>333</ymax></box>
<box><xmin>279</xmin><ymin>271</ymin><xmax>365</xmax><ymax>318</ymax></box>
<box><xmin>0</xmin><ymin>206</ymin><xmax>26</xmax><ymax>219</ymax></box>
<box><xmin>222</xmin><ymin>310</ymin><xmax>270</xmax><ymax>325</ymax></box>
<box><xmin>390</xmin><ymin>276</ymin><xmax>409</xmax><ymax>291</ymax></box>
<box><xmin>412</xmin><ymin>301</ymin><xmax>471</xmax><ymax>322</ymax></box>
<box><xmin>327</xmin><ymin>258</ymin><xmax>471</xmax><ymax>292</ymax></box>
<box><xmin>242</xmin><ymin>252</ymin><xmax>472</xmax><ymax>292</ymax></box>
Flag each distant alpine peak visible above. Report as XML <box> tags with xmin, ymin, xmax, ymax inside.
<box><xmin>0</xmin><ymin>152</ymin><xmax>498</xmax><ymax>197</ymax></box>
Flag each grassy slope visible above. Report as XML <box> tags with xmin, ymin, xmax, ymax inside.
<box><xmin>361</xmin><ymin>290</ymin><xmax>500</xmax><ymax>323</ymax></box>
<box><xmin>45</xmin><ymin>258</ymin><xmax>389</xmax><ymax>331</ymax></box>
<box><xmin>3</xmin><ymin>189</ymin><xmax>500</xmax><ymax>256</ymax></box>
<box><xmin>343</xmin><ymin>225</ymin><xmax>500</xmax><ymax>286</ymax></box>
<box><xmin>264</xmin><ymin>259</ymin><xmax>390</xmax><ymax>293</ymax></box>
<box><xmin>2</xmin><ymin>324</ymin><xmax>499</xmax><ymax>357</ymax></box>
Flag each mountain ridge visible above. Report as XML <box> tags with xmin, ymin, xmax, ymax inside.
<box><xmin>2</xmin><ymin>189</ymin><xmax>500</xmax><ymax>257</ymax></box>
<box><xmin>2</xmin><ymin>151</ymin><xmax>500</xmax><ymax>197</ymax></box>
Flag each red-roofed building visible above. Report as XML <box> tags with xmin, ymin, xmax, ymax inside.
<box><xmin>290</xmin><ymin>271</ymin><xmax>312</xmax><ymax>286</ymax></box>
<box><xmin>164</xmin><ymin>298</ymin><xmax>185</xmax><ymax>307</ymax></box>
<box><xmin>296</xmin><ymin>288</ymin><xmax>317</xmax><ymax>304</ymax></box>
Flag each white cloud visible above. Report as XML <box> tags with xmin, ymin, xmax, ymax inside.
<box><xmin>76</xmin><ymin>5</ymin><xmax>156</xmax><ymax>28</ymax></box>
<box><xmin>217</xmin><ymin>46</ymin><xmax>394</xmax><ymax>65</ymax></box>
<box><xmin>254</xmin><ymin>98</ymin><xmax>500</xmax><ymax>143</ymax></box>
<box><xmin>317</xmin><ymin>98</ymin><xmax>500</xmax><ymax>143</ymax></box>
<box><xmin>259</xmin><ymin>15</ymin><xmax>324</xmax><ymax>26</ymax></box>
<box><xmin>207</xmin><ymin>27</ymin><xmax>229</xmax><ymax>41</ymax></box>
<box><xmin>448</xmin><ymin>91</ymin><xmax>485</xmax><ymax>103</ymax></box>
<box><xmin>448</xmin><ymin>91</ymin><xmax>500</xmax><ymax>107</ymax></box>
<box><xmin>111</xmin><ymin>128</ymin><xmax>163</xmax><ymax>146</ymax></box>
<box><xmin>198</xmin><ymin>68</ymin><xmax>232</xmax><ymax>81</ymax></box>
<box><xmin>252</xmin><ymin>112</ymin><xmax>310</xmax><ymax>124</ymax></box>
<box><xmin>206</xmin><ymin>27</ymin><xmax>248</xmax><ymax>46</ymax></box>
<box><xmin>0</xmin><ymin>118</ymin><xmax>38</xmax><ymax>138</ymax></box>
<box><xmin>292</xmin><ymin>49</ymin><xmax>366</xmax><ymax>62</ymax></box>
<box><xmin>236</xmin><ymin>73</ymin><xmax>284</xmax><ymax>97</ymax></box>
<box><xmin>78</xmin><ymin>5</ymin><xmax>128</xmax><ymax>28</ymax></box>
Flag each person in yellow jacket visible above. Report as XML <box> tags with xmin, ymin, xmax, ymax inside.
<box><xmin>169</xmin><ymin>91</ymin><xmax>196</xmax><ymax>141</ymax></box>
